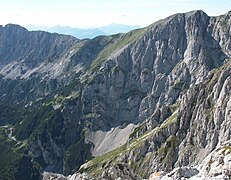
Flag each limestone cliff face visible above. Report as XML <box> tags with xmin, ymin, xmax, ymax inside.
<box><xmin>76</xmin><ymin>11</ymin><xmax>231</xmax><ymax>178</ymax></box>
<box><xmin>0</xmin><ymin>10</ymin><xmax>230</xmax><ymax>179</ymax></box>
<box><xmin>81</xmin><ymin>10</ymin><xmax>228</xmax><ymax>131</ymax></box>
<box><xmin>79</xmin><ymin>10</ymin><xmax>229</xmax><ymax>155</ymax></box>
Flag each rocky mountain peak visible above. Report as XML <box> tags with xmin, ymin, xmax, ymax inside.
<box><xmin>1</xmin><ymin>23</ymin><xmax>28</xmax><ymax>32</ymax></box>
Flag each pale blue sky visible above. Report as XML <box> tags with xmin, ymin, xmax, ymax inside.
<box><xmin>0</xmin><ymin>0</ymin><xmax>230</xmax><ymax>28</ymax></box>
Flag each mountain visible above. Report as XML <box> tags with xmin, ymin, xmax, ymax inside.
<box><xmin>99</xmin><ymin>23</ymin><xmax>141</xmax><ymax>35</ymax></box>
<box><xmin>0</xmin><ymin>24</ymin><xmax>81</xmax><ymax>105</ymax></box>
<box><xmin>26</xmin><ymin>24</ymin><xmax>141</xmax><ymax>39</ymax></box>
<box><xmin>27</xmin><ymin>25</ymin><xmax>106</xmax><ymax>39</ymax></box>
<box><xmin>0</xmin><ymin>10</ymin><xmax>230</xmax><ymax>180</ymax></box>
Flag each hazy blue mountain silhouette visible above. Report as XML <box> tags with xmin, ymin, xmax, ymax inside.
<box><xmin>26</xmin><ymin>24</ymin><xmax>141</xmax><ymax>39</ymax></box>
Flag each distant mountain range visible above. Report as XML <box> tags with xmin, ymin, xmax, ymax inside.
<box><xmin>26</xmin><ymin>23</ymin><xmax>141</xmax><ymax>39</ymax></box>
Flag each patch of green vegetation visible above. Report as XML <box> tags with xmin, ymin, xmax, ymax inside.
<box><xmin>80</xmin><ymin>143</ymin><xmax>128</xmax><ymax>177</ymax></box>
<box><xmin>12</xmin><ymin>90</ymin><xmax>86</xmax><ymax>175</ymax></box>
<box><xmin>60</xmin><ymin>79</ymin><xmax>82</xmax><ymax>97</ymax></box>
<box><xmin>46</xmin><ymin>91</ymin><xmax>80</xmax><ymax>108</ymax></box>
<box><xmin>14</xmin><ymin>105</ymin><xmax>55</xmax><ymax>140</ymax></box>
<box><xmin>0</xmin><ymin>139</ymin><xmax>22</xmax><ymax>180</ymax></box>
<box><xmin>173</xmin><ymin>80</ymin><xmax>188</xmax><ymax>91</ymax></box>
<box><xmin>89</xmin><ymin>28</ymin><xmax>147</xmax><ymax>71</ymax></box>
<box><xmin>0</xmin><ymin>126</ymin><xmax>9</xmax><ymax>138</ymax></box>
<box><xmin>129</xmin><ymin>124</ymin><xmax>146</xmax><ymax>139</ymax></box>
<box><xmin>64</xmin><ymin>136</ymin><xmax>92</xmax><ymax>175</ymax></box>
<box><xmin>208</xmin><ymin>59</ymin><xmax>231</xmax><ymax>88</ymax></box>
<box><xmin>43</xmin><ymin>78</ymin><xmax>83</xmax><ymax>109</ymax></box>
<box><xmin>208</xmin><ymin>69</ymin><xmax>222</xmax><ymax>87</ymax></box>
<box><xmin>157</xmin><ymin>135</ymin><xmax>179</xmax><ymax>169</ymax></box>
<box><xmin>170</xmin><ymin>103</ymin><xmax>180</xmax><ymax>113</ymax></box>
<box><xmin>160</xmin><ymin>112</ymin><xmax>179</xmax><ymax>129</ymax></box>
<box><xmin>0</xmin><ymin>135</ymin><xmax>39</xmax><ymax>180</ymax></box>
<box><xmin>0</xmin><ymin>102</ymin><xmax>26</xmax><ymax>125</ymax></box>
<box><xmin>28</xmin><ymin>108</ymin><xmax>66</xmax><ymax>145</ymax></box>
<box><xmin>129</xmin><ymin>152</ymin><xmax>154</xmax><ymax>178</ymax></box>
<box><xmin>13</xmin><ymin>103</ymin><xmax>76</xmax><ymax>172</ymax></box>
<box><xmin>15</xmin><ymin>100</ymin><xmax>73</xmax><ymax>144</ymax></box>
<box><xmin>54</xmin><ymin>95</ymin><xmax>69</xmax><ymax>106</ymax></box>
<box><xmin>83</xmin><ymin>113</ymin><xmax>100</xmax><ymax>119</ymax></box>
<box><xmin>158</xmin><ymin>146</ymin><xmax>166</xmax><ymax>156</ymax></box>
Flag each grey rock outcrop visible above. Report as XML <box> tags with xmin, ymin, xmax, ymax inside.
<box><xmin>43</xmin><ymin>171</ymin><xmax>94</xmax><ymax>180</ymax></box>
<box><xmin>99</xmin><ymin>164</ymin><xmax>142</xmax><ymax>180</ymax></box>
<box><xmin>43</xmin><ymin>172</ymin><xmax>68</xmax><ymax>180</ymax></box>
<box><xmin>191</xmin><ymin>140</ymin><xmax>231</xmax><ymax>179</ymax></box>
<box><xmin>176</xmin><ymin>61</ymin><xmax>231</xmax><ymax>167</ymax></box>
<box><xmin>148</xmin><ymin>140</ymin><xmax>231</xmax><ymax>179</ymax></box>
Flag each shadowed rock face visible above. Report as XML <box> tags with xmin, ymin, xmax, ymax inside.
<box><xmin>0</xmin><ymin>10</ymin><xmax>230</xmax><ymax>179</ymax></box>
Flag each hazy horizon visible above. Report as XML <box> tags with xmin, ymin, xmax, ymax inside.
<box><xmin>25</xmin><ymin>23</ymin><xmax>141</xmax><ymax>30</ymax></box>
<box><xmin>0</xmin><ymin>0</ymin><xmax>230</xmax><ymax>28</ymax></box>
